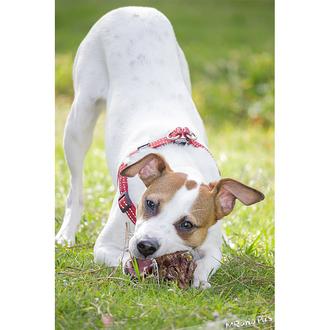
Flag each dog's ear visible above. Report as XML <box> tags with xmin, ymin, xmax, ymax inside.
<box><xmin>120</xmin><ymin>153</ymin><xmax>172</xmax><ymax>187</ymax></box>
<box><xmin>211</xmin><ymin>178</ymin><xmax>264</xmax><ymax>219</ymax></box>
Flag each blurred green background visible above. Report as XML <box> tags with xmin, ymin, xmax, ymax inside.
<box><xmin>56</xmin><ymin>0</ymin><xmax>274</xmax><ymax>127</ymax></box>
<box><xmin>56</xmin><ymin>1</ymin><xmax>274</xmax><ymax>329</ymax></box>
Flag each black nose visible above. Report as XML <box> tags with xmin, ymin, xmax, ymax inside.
<box><xmin>137</xmin><ymin>239</ymin><xmax>159</xmax><ymax>257</ymax></box>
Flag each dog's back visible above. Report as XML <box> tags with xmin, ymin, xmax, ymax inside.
<box><xmin>98</xmin><ymin>7</ymin><xmax>185</xmax><ymax>91</ymax></box>
<box><xmin>76</xmin><ymin>7</ymin><xmax>188</xmax><ymax>98</ymax></box>
<box><xmin>72</xmin><ymin>7</ymin><xmax>207</xmax><ymax>176</ymax></box>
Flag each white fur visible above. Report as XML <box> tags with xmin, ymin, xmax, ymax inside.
<box><xmin>55</xmin><ymin>7</ymin><xmax>222</xmax><ymax>288</ymax></box>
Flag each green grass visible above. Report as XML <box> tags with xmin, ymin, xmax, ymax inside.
<box><xmin>56</xmin><ymin>0</ymin><xmax>274</xmax><ymax>329</ymax></box>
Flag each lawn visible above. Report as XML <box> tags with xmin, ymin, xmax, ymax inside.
<box><xmin>55</xmin><ymin>1</ymin><xmax>274</xmax><ymax>329</ymax></box>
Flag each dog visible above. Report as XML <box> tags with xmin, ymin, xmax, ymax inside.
<box><xmin>55</xmin><ymin>6</ymin><xmax>264</xmax><ymax>288</ymax></box>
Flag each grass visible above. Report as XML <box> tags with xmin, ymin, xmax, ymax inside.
<box><xmin>56</xmin><ymin>0</ymin><xmax>274</xmax><ymax>329</ymax></box>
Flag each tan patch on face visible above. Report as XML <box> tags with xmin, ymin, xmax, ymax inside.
<box><xmin>137</xmin><ymin>172</ymin><xmax>187</xmax><ymax>219</ymax></box>
<box><xmin>175</xmin><ymin>184</ymin><xmax>217</xmax><ymax>247</ymax></box>
<box><xmin>185</xmin><ymin>180</ymin><xmax>197</xmax><ymax>190</ymax></box>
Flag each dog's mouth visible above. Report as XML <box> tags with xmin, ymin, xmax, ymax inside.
<box><xmin>124</xmin><ymin>258</ymin><xmax>154</xmax><ymax>277</ymax></box>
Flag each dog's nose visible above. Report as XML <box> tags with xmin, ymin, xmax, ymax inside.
<box><xmin>137</xmin><ymin>239</ymin><xmax>159</xmax><ymax>257</ymax></box>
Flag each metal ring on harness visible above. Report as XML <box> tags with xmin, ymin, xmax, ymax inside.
<box><xmin>185</xmin><ymin>132</ymin><xmax>197</xmax><ymax>140</ymax></box>
<box><xmin>167</xmin><ymin>131</ymin><xmax>182</xmax><ymax>140</ymax></box>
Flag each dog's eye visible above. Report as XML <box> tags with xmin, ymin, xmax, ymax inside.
<box><xmin>146</xmin><ymin>199</ymin><xmax>157</xmax><ymax>211</ymax></box>
<box><xmin>179</xmin><ymin>219</ymin><xmax>194</xmax><ymax>230</ymax></box>
<box><xmin>174</xmin><ymin>217</ymin><xmax>196</xmax><ymax>233</ymax></box>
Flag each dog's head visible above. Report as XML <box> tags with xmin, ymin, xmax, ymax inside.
<box><xmin>121</xmin><ymin>153</ymin><xmax>264</xmax><ymax>259</ymax></box>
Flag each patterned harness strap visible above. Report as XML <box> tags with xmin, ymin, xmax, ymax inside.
<box><xmin>117</xmin><ymin>127</ymin><xmax>211</xmax><ymax>224</ymax></box>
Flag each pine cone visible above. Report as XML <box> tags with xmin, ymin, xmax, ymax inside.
<box><xmin>124</xmin><ymin>251</ymin><xmax>196</xmax><ymax>289</ymax></box>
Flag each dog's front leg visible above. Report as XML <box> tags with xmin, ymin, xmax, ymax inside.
<box><xmin>192</xmin><ymin>222</ymin><xmax>222</xmax><ymax>289</ymax></box>
<box><xmin>94</xmin><ymin>191</ymin><xmax>134</xmax><ymax>267</ymax></box>
<box><xmin>193</xmin><ymin>250</ymin><xmax>221</xmax><ymax>289</ymax></box>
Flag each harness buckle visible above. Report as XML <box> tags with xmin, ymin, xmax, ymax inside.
<box><xmin>118</xmin><ymin>192</ymin><xmax>132</xmax><ymax>213</ymax></box>
<box><xmin>167</xmin><ymin>127</ymin><xmax>197</xmax><ymax>143</ymax></box>
<box><xmin>174</xmin><ymin>138</ymin><xmax>188</xmax><ymax>145</ymax></box>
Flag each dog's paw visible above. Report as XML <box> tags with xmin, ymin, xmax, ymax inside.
<box><xmin>94</xmin><ymin>245</ymin><xmax>122</xmax><ymax>267</ymax></box>
<box><xmin>192</xmin><ymin>277</ymin><xmax>211</xmax><ymax>289</ymax></box>
<box><xmin>200</xmin><ymin>281</ymin><xmax>211</xmax><ymax>289</ymax></box>
<box><xmin>192</xmin><ymin>262</ymin><xmax>212</xmax><ymax>289</ymax></box>
<box><xmin>55</xmin><ymin>230</ymin><xmax>75</xmax><ymax>247</ymax></box>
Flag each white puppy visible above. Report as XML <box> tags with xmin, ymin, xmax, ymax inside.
<box><xmin>55</xmin><ymin>6</ymin><xmax>264</xmax><ymax>288</ymax></box>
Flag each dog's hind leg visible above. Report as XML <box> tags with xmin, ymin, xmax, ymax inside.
<box><xmin>56</xmin><ymin>37</ymin><xmax>108</xmax><ymax>246</ymax></box>
<box><xmin>55</xmin><ymin>97</ymin><xmax>103</xmax><ymax>245</ymax></box>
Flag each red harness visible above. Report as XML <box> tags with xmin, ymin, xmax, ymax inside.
<box><xmin>117</xmin><ymin>127</ymin><xmax>211</xmax><ymax>224</ymax></box>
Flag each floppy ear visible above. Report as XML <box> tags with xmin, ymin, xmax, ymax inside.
<box><xmin>120</xmin><ymin>153</ymin><xmax>171</xmax><ymax>187</ymax></box>
<box><xmin>212</xmin><ymin>178</ymin><xmax>265</xmax><ymax>219</ymax></box>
